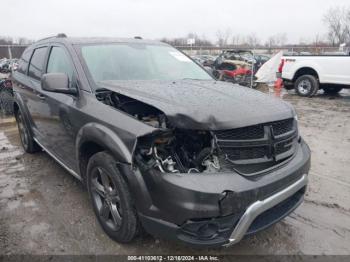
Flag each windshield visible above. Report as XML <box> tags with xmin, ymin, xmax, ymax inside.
<box><xmin>80</xmin><ymin>43</ymin><xmax>212</xmax><ymax>82</ymax></box>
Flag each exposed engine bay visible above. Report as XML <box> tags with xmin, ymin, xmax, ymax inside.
<box><xmin>96</xmin><ymin>89</ymin><xmax>221</xmax><ymax>173</ymax></box>
<box><xmin>96</xmin><ymin>89</ymin><xmax>298</xmax><ymax>175</ymax></box>
<box><xmin>135</xmin><ymin>129</ymin><xmax>221</xmax><ymax>174</ymax></box>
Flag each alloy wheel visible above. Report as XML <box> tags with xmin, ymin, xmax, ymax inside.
<box><xmin>90</xmin><ymin>167</ymin><xmax>123</xmax><ymax>231</ymax></box>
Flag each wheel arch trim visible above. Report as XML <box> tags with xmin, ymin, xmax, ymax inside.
<box><xmin>13</xmin><ymin>93</ymin><xmax>35</xmax><ymax>137</ymax></box>
<box><xmin>292</xmin><ymin>64</ymin><xmax>321</xmax><ymax>82</ymax></box>
<box><xmin>76</xmin><ymin>123</ymin><xmax>134</xmax><ymax>177</ymax></box>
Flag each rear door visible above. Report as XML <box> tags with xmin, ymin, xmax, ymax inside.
<box><xmin>14</xmin><ymin>46</ymin><xmax>52</xmax><ymax>147</ymax></box>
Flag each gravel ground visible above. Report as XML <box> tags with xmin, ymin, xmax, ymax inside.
<box><xmin>0</xmin><ymin>87</ymin><xmax>349</xmax><ymax>255</ymax></box>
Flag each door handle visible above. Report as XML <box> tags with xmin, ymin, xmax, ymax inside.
<box><xmin>37</xmin><ymin>94</ymin><xmax>46</xmax><ymax>100</ymax></box>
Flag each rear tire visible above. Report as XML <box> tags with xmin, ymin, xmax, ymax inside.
<box><xmin>87</xmin><ymin>151</ymin><xmax>140</xmax><ymax>243</ymax></box>
<box><xmin>294</xmin><ymin>75</ymin><xmax>319</xmax><ymax>97</ymax></box>
<box><xmin>323</xmin><ymin>86</ymin><xmax>343</xmax><ymax>95</ymax></box>
<box><xmin>15</xmin><ymin>110</ymin><xmax>40</xmax><ymax>153</ymax></box>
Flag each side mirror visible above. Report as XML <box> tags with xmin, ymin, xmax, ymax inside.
<box><xmin>41</xmin><ymin>73</ymin><xmax>77</xmax><ymax>95</ymax></box>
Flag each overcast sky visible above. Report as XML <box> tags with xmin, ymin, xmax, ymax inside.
<box><xmin>3</xmin><ymin>0</ymin><xmax>350</xmax><ymax>44</ymax></box>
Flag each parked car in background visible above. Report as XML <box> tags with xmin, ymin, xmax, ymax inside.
<box><xmin>11</xmin><ymin>35</ymin><xmax>310</xmax><ymax>248</ymax></box>
<box><xmin>9</xmin><ymin>58</ymin><xmax>19</xmax><ymax>71</ymax></box>
<box><xmin>212</xmin><ymin>50</ymin><xmax>257</xmax><ymax>87</ymax></box>
<box><xmin>0</xmin><ymin>78</ymin><xmax>13</xmax><ymax>115</ymax></box>
<box><xmin>0</xmin><ymin>59</ymin><xmax>11</xmax><ymax>73</ymax></box>
<box><xmin>280</xmin><ymin>54</ymin><xmax>350</xmax><ymax>96</ymax></box>
<box><xmin>254</xmin><ymin>54</ymin><xmax>270</xmax><ymax>70</ymax></box>
<box><xmin>0</xmin><ymin>58</ymin><xmax>19</xmax><ymax>73</ymax></box>
<box><xmin>191</xmin><ymin>54</ymin><xmax>216</xmax><ymax>67</ymax></box>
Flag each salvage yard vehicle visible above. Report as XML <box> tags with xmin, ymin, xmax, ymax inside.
<box><xmin>0</xmin><ymin>59</ymin><xmax>11</xmax><ymax>73</ymax></box>
<box><xmin>212</xmin><ymin>50</ymin><xmax>258</xmax><ymax>87</ymax></box>
<box><xmin>0</xmin><ymin>78</ymin><xmax>13</xmax><ymax>115</ymax></box>
<box><xmin>280</xmin><ymin>54</ymin><xmax>350</xmax><ymax>96</ymax></box>
<box><xmin>11</xmin><ymin>35</ymin><xmax>310</xmax><ymax>247</ymax></box>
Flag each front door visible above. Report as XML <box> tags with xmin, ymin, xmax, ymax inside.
<box><xmin>38</xmin><ymin>45</ymin><xmax>79</xmax><ymax>169</ymax></box>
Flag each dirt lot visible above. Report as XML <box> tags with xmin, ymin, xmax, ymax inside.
<box><xmin>0</xmin><ymin>87</ymin><xmax>350</xmax><ymax>255</ymax></box>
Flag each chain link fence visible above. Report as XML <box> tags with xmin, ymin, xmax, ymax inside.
<box><xmin>175</xmin><ymin>46</ymin><xmax>348</xmax><ymax>56</ymax></box>
<box><xmin>0</xmin><ymin>44</ymin><xmax>348</xmax><ymax>58</ymax></box>
<box><xmin>0</xmin><ymin>45</ymin><xmax>28</xmax><ymax>59</ymax></box>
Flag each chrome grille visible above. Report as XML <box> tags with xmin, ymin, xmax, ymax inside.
<box><xmin>215</xmin><ymin>118</ymin><xmax>297</xmax><ymax>175</ymax></box>
<box><xmin>215</xmin><ymin>125</ymin><xmax>264</xmax><ymax>140</ymax></box>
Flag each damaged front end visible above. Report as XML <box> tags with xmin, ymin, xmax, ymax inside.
<box><xmin>96</xmin><ymin>88</ymin><xmax>223</xmax><ymax>174</ymax></box>
<box><xmin>135</xmin><ymin>130</ymin><xmax>220</xmax><ymax>174</ymax></box>
<box><xmin>96</xmin><ymin>87</ymin><xmax>310</xmax><ymax>247</ymax></box>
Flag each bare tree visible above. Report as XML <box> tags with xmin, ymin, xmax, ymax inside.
<box><xmin>231</xmin><ymin>34</ymin><xmax>244</xmax><ymax>47</ymax></box>
<box><xmin>246</xmin><ymin>33</ymin><xmax>260</xmax><ymax>48</ymax></box>
<box><xmin>216</xmin><ymin>28</ymin><xmax>232</xmax><ymax>47</ymax></box>
<box><xmin>0</xmin><ymin>36</ymin><xmax>14</xmax><ymax>45</ymax></box>
<box><xmin>277</xmin><ymin>33</ymin><xmax>288</xmax><ymax>46</ymax></box>
<box><xmin>16</xmin><ymin>37</ymin><xmax>33</xmax><ymax>45</ymax></box>
<box><xmin>323</xmin><ymin>6</ymin><xmax>350</xmax><ymax>46</ymax></box>
<box><xmin>266</xmin><ymin>33</ymin><xmax>288</xmax><ymax>47</ymax></box>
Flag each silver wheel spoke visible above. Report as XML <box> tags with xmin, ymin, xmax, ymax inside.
<box><xmin>110</xmin><ymin>195</ymin><xmax>120</xmax><ymax>204</ymax></box>
<box><xmin>110</xmin><ymin>204</ymin><xmax>122</xmax><ymax>226</ymax></box>
<box><xmin>100</xmin><ymin>202</ymin><xmax>110</xmax><ymax>220</ymax></box>
<box><xmin>98</xmin><ymin>168</ymin><xmax>110</xmax><ymax>190</ymax></box>
<box><xmin>92</xmin><ymin>178</ymin><xmax>106</xmax><ymax>198</ymax></box>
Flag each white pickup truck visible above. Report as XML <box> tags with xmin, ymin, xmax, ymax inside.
<box><xmin>280</xmin><ymin>55</ymin><xmax>350</xmax><ymax>96</ymax></box>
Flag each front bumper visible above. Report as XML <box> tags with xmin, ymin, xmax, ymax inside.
<box><xmin>225</xmin><ymin>173</ymin><xmax>307</xmax><ymax>246</ymax></box>
<box><xmin>136</xmin><ymin>139</ymin><xmax>310</xmax><ymax>247</ymax></box>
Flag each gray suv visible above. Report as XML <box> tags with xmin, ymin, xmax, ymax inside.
<box><xmin>11</xmin><ymin>34</ymin><xmax>310</xmax><ymax>247</ymax></box>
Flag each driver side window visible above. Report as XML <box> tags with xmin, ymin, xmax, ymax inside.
<box><xmin>47</xmin><ymin>46</ymin><xmax>74</xmax><ymax>86</ymax></box>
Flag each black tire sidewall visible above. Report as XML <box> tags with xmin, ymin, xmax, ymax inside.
<box><xmin>87</xmin><ymin>151</ymin><xmax>139</xmax><ymax>243</ymax></box>
<box><xmin>15</xmin><ymin>110</ymin><xmax>40</xmax><ymax>153</ymax></box>
<box><xmin>295</xmin><ymin>75</ymin><xmax>319</xmax><ymax>97</ymax></box>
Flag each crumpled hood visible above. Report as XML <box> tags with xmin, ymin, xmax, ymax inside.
<box><xmin>98</xmin><ymin>80</ymin><xmax>295</xmax><ymax>130</ymax></box>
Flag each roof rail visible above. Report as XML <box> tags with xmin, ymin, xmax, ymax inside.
<box><xmin>36</xmin><ymin>33</ymin><xmax>67</xmax><ymax>42</ymax></box>
<box><xmin>57</xmin><ymin>33</ymin><xmax>67</xmax><ymax>38</ymax></box>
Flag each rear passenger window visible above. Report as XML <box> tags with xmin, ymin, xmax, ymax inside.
<box><xmin>47</xmin><ymin>47</ymin><xmax>74</xmax><ymax>81</ymax></box>
<box><xmin>28</xmin><ymin>47</ymin><xmax>48</xmax><ymax>80</ymax></box>
<box><xmin>17</xmin><ymin>49</ymin><xmax>33</xmax><ymax>74</ymax></box>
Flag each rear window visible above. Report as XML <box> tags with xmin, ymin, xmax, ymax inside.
<box><xmin>17</xmin><ymin>49</ymin><xmax>33</xmax><ymax>74</ymax></box>
<box><xmin>28</xmin><ymin>47</ymin><xmax>48</xmax><ymax>80</ymax></box>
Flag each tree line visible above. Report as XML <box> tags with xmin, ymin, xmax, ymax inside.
<box><xmin>1</xmin><ymin>6</ymin><xmax>349</xmax><ymax>48</ymax></box>
<box><xmin>0</xmin><ymin>37</ymin><xmax>33</xmax><ymax>45</ymax></box>
<box><xmin>163</xmin><ymin>6</ymin><xmax>350</xmax><ymax>48</ymax></box>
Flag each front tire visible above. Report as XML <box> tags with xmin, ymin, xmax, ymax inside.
<box><xmin>87</xmin><ymin>151</ymin><xmax>140</xmax><ymax>243</ymax></box>
<box><xmin>294</xmin><ymin>75</ymin><xmax>319</xmax><ymax>97</ymax></box>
